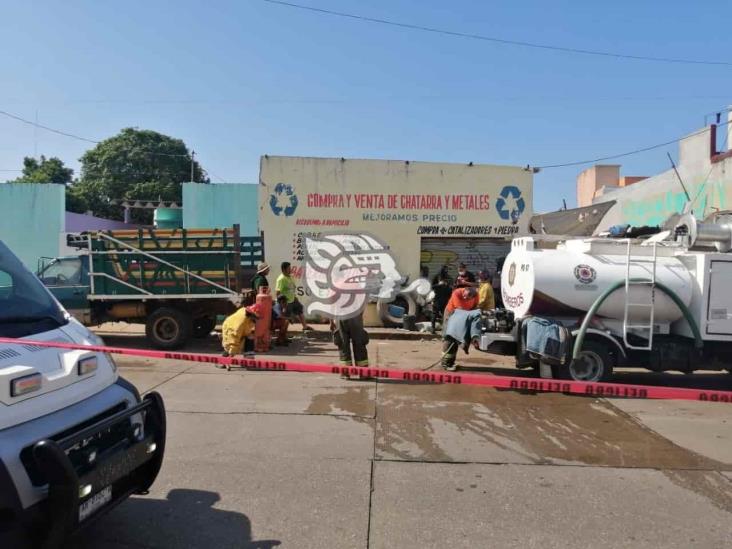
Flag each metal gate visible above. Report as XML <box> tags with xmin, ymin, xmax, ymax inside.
<box><xmin>419</xmin><ymin>237</ymin><xmax>510</xmax><ymax>281</ymax></box>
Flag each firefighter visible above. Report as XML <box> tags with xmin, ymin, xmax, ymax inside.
<box><xmin>332</xmin><ymin>313</ymin><xmax>369</xmax><ymax>371</ymax></box>
<box><xmin>441</xmin><ymin>284</ymin><xmax>479</xmax><ymax>371</ymax></box>
<box><xmin>220</xmin><ymin>303</ymin><xmax>262</xmax><ymax>362</ymax></box>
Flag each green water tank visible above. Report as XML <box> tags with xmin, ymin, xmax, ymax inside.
<box><xmin>153</xmin><ymin>207</ymin><xmax>183</xmax><ymax>229</ymax></box>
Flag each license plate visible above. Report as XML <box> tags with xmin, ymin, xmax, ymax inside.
<box><xmin>79</xmin><ymin>485</ymin><xmax>112</xmax><ymax>522</ymax></box>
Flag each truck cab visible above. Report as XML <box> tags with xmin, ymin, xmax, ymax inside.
<box><xmin>37</xmin><ymin>255</ymin><xmax>92</xmax><ymax>324</ymax></box>
<box><xmin>0</xmin><ymin>240</ymin><xmax>166</xmax><ymax>548</ymax></box>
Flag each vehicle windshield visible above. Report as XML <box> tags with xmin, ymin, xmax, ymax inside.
<box><xmin>0</xmin><ymin>240</ymin><xmax>67</xmax><ymax>338</ymax></box>
<box><xmin>38</xmin><ymin>257</ymin><xmax>83</xmax><ymax>286</ymax></box>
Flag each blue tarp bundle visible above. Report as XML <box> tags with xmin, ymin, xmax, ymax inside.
<box><xmin>443</xmin><ymin>309</ymin><xmax>482</xmax><ymax>345</ymax></box>
<box><xmin>523</xmin><ymin>317</ymin><xmax>569</xmax><ymax>364</ymax></box>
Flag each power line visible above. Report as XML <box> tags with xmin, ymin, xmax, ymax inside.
<box><xmin>0</xmin><ymin>109</ymin><xmax>99</xmax><ymax>143</ymax></box>
<box><xmin>0</xmin><ymin>108</ymin><xmax>192</xmax><ymax>158</ymax></box>
<box><xmin>206</xmin><ymin>169</ymin><xmax>228</xmax><ymax>183</ymax></box>
<box><xmin>535</xmin><ymin>121</ymin><xmax>730</xmax><ymax>169</ymax></box>
<box><xmin>262</xmin><ymin>0</ymin><xmax>732</xmax><ymax>66</ymax></box>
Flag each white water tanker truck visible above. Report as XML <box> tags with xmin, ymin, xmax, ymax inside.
<box><xmin>477</xmin><ymin>212</ymin><xmax>732</xmax><ymax>382</ymax></box>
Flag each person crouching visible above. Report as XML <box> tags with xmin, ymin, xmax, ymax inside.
<box><xmin>441</xmin><ymin>284</ymin><xmax>479</xmax><ymax>372</ymax></box>
<box><xmin>219</xmin><ymin>303</ymin><xmax>262</xmax><ymax>366</ymax></box>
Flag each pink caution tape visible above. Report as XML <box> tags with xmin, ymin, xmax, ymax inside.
<box><xmin>0</xmin><ymin>337</ymin><xmax>730</xmax><ymax>403</ymax></box>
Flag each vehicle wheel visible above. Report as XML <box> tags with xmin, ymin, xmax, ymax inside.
<box><xmin>146</xmin><ymin>307</ymin><xmax>192</xmax><ymax>350</ymax></box>
<box><xmin>558</xmin><ymin>339</ymin><xmax>614</xmax><ymax>382</ymax></box>
<box><xmin>193</xmin><ymin>316</ymin><xmax>216</xmax><ymax>338</ymax></box>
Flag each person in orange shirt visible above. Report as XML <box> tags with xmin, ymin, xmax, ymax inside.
<box><xmin>444</xmin><ymin>286</ymin><xmax>479</xmax><ymax>316</ymax></box>
<box><xmin>441</xmin><ymin>285</ymin><xmax>479</xmax><ymax>371</ymax></box>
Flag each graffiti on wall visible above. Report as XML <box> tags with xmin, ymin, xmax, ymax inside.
<box><xmin>619</xmin><ymin>180</ymin><xmax>728</xmax><ymax>226</ymax></box>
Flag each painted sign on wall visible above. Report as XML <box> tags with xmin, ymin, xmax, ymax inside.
<box><xmin>259</xmin><ymin>156</ymin><xmax>532</xmax><ymax>306</ymax></box>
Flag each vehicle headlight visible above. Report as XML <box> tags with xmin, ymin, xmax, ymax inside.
<box><xmin>77</xmin><ymin>356</ymin><xmax>98</xmax><ymax>376</ymax></box>
<box><xmin>11</xmin><ymin>373</ymin><xmax>42</xmax><ymax>397</ymax></box>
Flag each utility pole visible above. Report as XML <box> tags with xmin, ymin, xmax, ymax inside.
<box><xmin>190</xmin><ymin>150</ymin><xmax>195</xmax><ymax>183</ymax></box>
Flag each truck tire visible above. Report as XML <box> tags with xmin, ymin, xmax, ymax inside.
<box><xmin>146</xmin><ymin>307</ymin><xmax>192</xmax><ymax>350</ymax></box>
<box><xmin>556</xmin><ymin>339</ymin><xmax>614</xmax><ymax>382</ymax></box>
<box><xmin>193</xmin><ymin>316</ymin><xmax>217</xmax><ymax>338</ymax></box>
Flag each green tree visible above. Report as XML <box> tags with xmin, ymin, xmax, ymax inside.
<box><xmin>14</xmin><ymin>155</ymin><xmax>73</xmax><ymax>184</ymax></box>
<box><xmin>74</xmin><ymin>128</ymin><xmax>207</xmax><ymax>220</ymax></box>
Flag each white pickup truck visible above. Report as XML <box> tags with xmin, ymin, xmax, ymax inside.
<box><xmin>0</xmin><ymin>240</ymin><xmax>166</xmax><ymax>548</ymax></box>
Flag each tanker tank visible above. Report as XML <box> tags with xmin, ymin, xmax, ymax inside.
<box><xmin>501</xmin><ymin>237</ymin><xmax>692</xmax><ymax>322</ymax></box>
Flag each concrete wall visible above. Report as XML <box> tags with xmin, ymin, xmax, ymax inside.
<box><xmin>577</xmin><ymin>165</ymin><xmax>647</xmax><ymax>207</ymax></box>
<box><xmin>577</xmin><ymin>165</ymin><xmax>621</xmax><ymax>207</ymax></box>
<box><xmin>594</xmin><ymin>123</ymin><xmax>732</xmax><ymax>229</ymax></box>
<box><xmin>0</xmin><ymin>183</ymin><xmax>65</xmax><ymax>270</ymax></box>
<box><xmin>182</xmin><ymin>183</ymin><xmax>259</xmax><ymax>235</ymax></box>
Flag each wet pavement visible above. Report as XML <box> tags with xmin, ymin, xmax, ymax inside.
<box><xmin>75</xmin><ymin>329</ymin><xmax>732</xmax><ymax>548</ymax></box>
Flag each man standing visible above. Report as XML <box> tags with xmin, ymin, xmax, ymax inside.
<box><xmin>251</xmin><ymin>262</ymin><xmax>270</xmax><ymax>294</ymax></box>
<box><xmin>430</xmin><ymin>270</ymin><xmax>452</xmax><ymax>334</ymax></box>
<box><xmin>275</xmin><ymin>261</ymin><xmax>311</xmax><ymax>331</ymax></box>
<box><xmin>455</xmin><ymin>262</ymin><xmax>476</xmax><ymax>288</ymax></box>
<box><xmin>332</xmin><ymin>313</ymin><xmax>369</xmax><ymax>371</ymax></box>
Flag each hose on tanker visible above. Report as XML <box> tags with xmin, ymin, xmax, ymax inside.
<box><xmin>572</xmin><ymin>279</ymin><xmax>703</xmax><ymax>361</ymax></box>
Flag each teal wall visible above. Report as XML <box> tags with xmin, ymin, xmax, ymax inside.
<box><xmin>0</xmin><ymin>183</ymin><xmax>65</xmax><ymax>270</ymax></box>
<box><xmin>182</xmin><ymin>183</ymin><xmax>259</xmax><ymax>235</ymax></box>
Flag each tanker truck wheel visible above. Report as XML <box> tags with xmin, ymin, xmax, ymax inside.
<box><xmin>557</xmin><ymin>339</ymin><xmax>614</xmax><ymax>382</ymax></box>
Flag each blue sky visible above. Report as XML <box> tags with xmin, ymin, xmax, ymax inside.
<box><xmin>0</xmin><ymin>0</ymin><xmax>730</xmax><ymax>212</ymax></box>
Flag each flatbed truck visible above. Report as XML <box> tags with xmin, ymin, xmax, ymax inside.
<box><xmin>37</xmin><ymin>225</ymin><xmax>263</xmax><ymax>349</ymax></box>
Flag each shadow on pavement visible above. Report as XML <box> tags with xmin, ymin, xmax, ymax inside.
<box><xmin>75</xmin><ymin>489</ymin><xmax>280</xmax><ymax>549</ymax></box>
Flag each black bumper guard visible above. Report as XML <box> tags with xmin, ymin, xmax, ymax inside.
<box><xmin>31</xmin><ymin>391</ymin><xmax>166</xmax><ymax>548</ymax></box>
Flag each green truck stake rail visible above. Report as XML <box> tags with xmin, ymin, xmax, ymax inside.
<box><xmin>37</xmin><ymin>224</ymin><xmax>264</xmax><ymax>350</ymax></box>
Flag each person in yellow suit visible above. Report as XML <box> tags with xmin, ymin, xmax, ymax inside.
<box><xmin>477</xmin><ymin>270</ymin><xmax>495</xmax><ymax>311</ymax></box>
<box><xmin>221</xmin><ymin>303</ymin><xmax>262</xmax><ymax>358</ymax></box>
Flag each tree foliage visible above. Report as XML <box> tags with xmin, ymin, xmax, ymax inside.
<box><xmin>69</xmin><ymin>128</ymin><xmax>207</xmax><ymax>220</ymax></box>
<box><xmin>13</xmin><ymin>155</ymin><xmax>73</xmax><ymax>184</ymax></box>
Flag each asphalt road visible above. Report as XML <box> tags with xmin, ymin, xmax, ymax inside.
<box><xmin>71</xmin><ymin>330</ymin><xmax>731</xmax><ymax>548</ymax></box>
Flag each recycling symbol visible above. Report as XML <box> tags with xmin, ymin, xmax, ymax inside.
<box><xmin>496</xmin><ymin>185</ymin><xmax>526</xmax><ymax>225</ymax></box>
<box><xmin>269</xmin><ymin>183</ymin><xmax>299</xmax><ymax>217</ymax></box>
